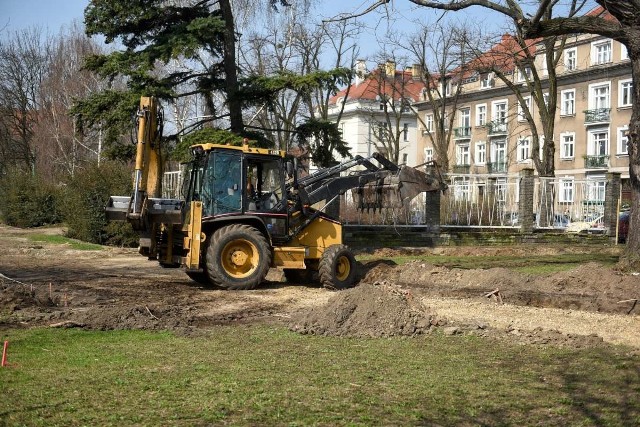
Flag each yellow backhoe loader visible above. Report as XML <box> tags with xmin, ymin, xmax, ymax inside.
<box><xmin>106</xmin><ymin>97</ymin><xmax>446</xmax><ymax>290</ymax></box>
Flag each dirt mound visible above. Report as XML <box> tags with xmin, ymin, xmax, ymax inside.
<box><xmin>1</xmin><ymin>280</ymin><xmax>56</xmax><ymax>312</ymax></box>
<box><xmin>289</xmin><ymin>282</ymin><xmax>439</xmax><ymax>337</ymax></box>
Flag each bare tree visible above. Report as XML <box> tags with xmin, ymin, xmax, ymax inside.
<box><xmin>363</xmin><ymin>0</ymin><xmax>640</xmax><ymax>267</ymax></box>
<box><xmin>0</xmin><ymin>28</ymin><xmax>50</xmax><ymax>176</ymax></box>
<box><xmin>406</xmin><ymin>22</ymin><xmax>475</xmax><ymax>171</ymax></box>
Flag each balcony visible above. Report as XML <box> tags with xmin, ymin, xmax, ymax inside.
<box><xmin>584</xmin><ymin>108</ymin><xmax>610</xmax><ymax>124</ymax></box>
<box><xmin>453</xmin><ymin>127</ymin><xmax>471</xmax><ymax>139</ymax></box>
<box><xmin>487</xmin><ymin>161</ymin><xmax>508</xmax><ymax>173</ymax></box>
<box><xmin>487</xmin><ymin>120</ymin><xmax>507</xmax><ymax>135</ymax></box>
<box><xmin>584</xmin><ymin>155</ymin><xmax>609</xmax><ymax>168</ymax></box>
<box><xmin>452</xmin><ymin>164</ymin><xmax>471</xmax><ymax>174</ymax></box>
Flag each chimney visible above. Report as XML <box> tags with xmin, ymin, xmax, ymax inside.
<box><xmin>385</xmin><ymin>60</ymin><xmax>395</xmax><ymax>77</ymax></box>
<box><xmin>355</xmin><ymin>59</ymin><xmax>367</xmax><ymax>86</ymax></box>
<box><xmin>412</xmin><ymin>63</ymin><xmax>423</xmax><ymax>79</ymax></box>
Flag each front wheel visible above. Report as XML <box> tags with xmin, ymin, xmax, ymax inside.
<box><xmin>318</xmin><ymin>244</ymin><xmax>357</xmax><ymax>290</ymax></box>
<box><xmin>206</xmin><ymin>224</ymin><xmax>271</xmax><ymax>290</ymax></box>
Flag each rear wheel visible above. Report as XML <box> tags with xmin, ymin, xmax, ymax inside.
<box><xmin>318</xmin><ymin>244</ymin><xmax>357</xmax><ymax>290</ymax></box>
<box><xmin>206</xmin><ymin>224</ymin><xmax>271</xmax><ymax>290</ymax></box>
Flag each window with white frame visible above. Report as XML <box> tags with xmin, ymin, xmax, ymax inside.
<box><xmin>595</xmin><ymin>43</ymin><xmax>612</xmax><ymax>64</ymax></box>
<box><xmin>492</xmin><ymin>100</ymin><xmax>508</xmax><ymax>123</ymax></box>
<box><xmin>456</xmin><ymin>143</ymin><xmax>470</xmax><ymax>165</ymax></box>
<box><xmin>425</xmin><ymin>114</ymin><xmax>434</xmax><ymax>132</ymax></box>
<box><xmin>517</xmin><ymin>137</ymin><xmax>531</xmax><ymax>162</ymax></box>
<box><xmin>564</xmin><ymin>47</ymin><xmax>577</xmax><ymax>71</ymax></box>
<box><xmin>559</xmin><ymin>178</ymin><xmax>574</xmax><ymax>202</ymax></box>
<box><xmin>453</xmin><ymin>177</ymin><xmax>470</xmax><ymax>201</ymax></box>
<box><xmin>424</xmin><ymin>147</ymin><xmax>433</xmax><ymax>162</ymax></box>
<box><xmin>587</xmin><ymin>177</ymin><xmax>606</xmax><ymax>202</ymax></box>
<box><xmin>619</xmin><ymin>79</ymin><xmax>633</xmax><ymax>107</ymax></box>
<box><xmin>496</xmin><ymin>178</ymin><xmax>507</xmax><ymax>203</ymax></box>
<box><xmin>560</xmin><ymin>132</ymin><xmax>575</xmax><ymax>159</ymax></box>
<box><xmin>403</xmin><ymin>123</ymin><xmax>409</xmax><ymax>141</ymax></box>
<box><xmin>588</xmin><ymin>129</ymin><xmax>609</xmax><ymax>156</ymax></box>
<box><xmin>402</xmin><ymin>153</ymin><xmax>408</xmax><ymax>164</ymax></box>
<box><xmin>618</xmin><ymin>126</ymin><xmax>629</xmax><ymax>155</ymax></box>
<box><xmin>592</xmin><ymin>39</ymin><xmax>612</xmax><ymax>65</ymax></box>
<box><xmin>480</xmin><ymin>73</ymin><xmax>493</xmax><ymax>89</ymax></box>
<box><xmin>518</xmin><ymin>96</ymin><xmax>531</xmax><ymax>121</ymax></box>
<box><xmin>476</xmin><ymin>104</ymin><xmax>487</xmax><ymax>126</ymax></box>
<box><xmin>589</xmin><ymin>82</ymin><xmax>610</xmax><ymax>109</ymax></box>
<box><xmin>561</xmin><ymin>89</ymin><xmax>575</xmax><ymax>115</ymax></box>
<box><xmin>459</xmin><ymin>107</ymin><xmax>471</xmax><ymax>128</ymax></box>
<box><xmin>475</xmin><ymin>142</ymin><xmax>486</xmax><ymax>165</ymax></box>
<box><xmin>621</xmin><ymin>43</ymin><xmax>629</xmax><ymax>60</ymax></box>
<box><xmin>517</xmin><ymin>66</ymin><xmax>532</xmax><ymax>82</ymax></box>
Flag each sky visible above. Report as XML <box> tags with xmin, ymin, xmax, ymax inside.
<box><xmin>1</xmin><ymin>0</ymin><xmax>88</xmax><ymax>33</ymax></box>
<box><xmin>1</xmin><ymin>0</ymin><xmax>500</xmax><ymax>56</ymax></box>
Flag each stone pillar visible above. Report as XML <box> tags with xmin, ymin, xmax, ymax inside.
<box><xmin>424</xmin><ymin>190</ymin><xmax>441</xmax><ymax>232</ymax></box>
<box><xmin>518</xmin><ymin>168</ymin><xmax>535</xmax><ymax>233</ymax></box>
<box><xmin>604</xmin><ymin>172</ymin><xmax>621</xmax><ymax>238</ymax></box>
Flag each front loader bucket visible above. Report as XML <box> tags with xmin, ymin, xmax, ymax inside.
<box><xmin>105</xmin><ymin>195</ymin><xmax>184</xmax><ymax>225</ymax></box>
<box><xmin>357</xmin><ymin>165</ymin><xmax>446</xmax><ymax>211</ymax></box>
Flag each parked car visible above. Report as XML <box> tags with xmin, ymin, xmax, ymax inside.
<box><xmin>618</xmin><ymin>211</ymin><xmax>630</xmax><ymax>243</ymax></box>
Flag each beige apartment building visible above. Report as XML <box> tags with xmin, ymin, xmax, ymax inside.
<box><xmin>415</xmin><ymin>9</ymin><xmax>632</xmax><ymax>217</ymax></box>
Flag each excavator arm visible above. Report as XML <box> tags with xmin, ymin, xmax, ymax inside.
<box><xmin>293</xmin><ymin>153</ymin><xmax>446</xmax><ymax>210</ymax></box>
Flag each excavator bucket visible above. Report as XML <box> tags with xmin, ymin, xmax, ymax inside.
<box><xmin>357</xmin><ymin>164</ymin><xmax>446</xmax><ymax>211</ymax></box>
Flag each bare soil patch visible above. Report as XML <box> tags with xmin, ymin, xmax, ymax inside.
<box><xmin>1</xmin><ymin>225</ymin><xmax>638</xmax><ymax>351</ymax></box>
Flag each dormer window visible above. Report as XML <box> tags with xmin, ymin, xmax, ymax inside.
<box><xmin>480</xmin><ymin>73</ymin><xmax>493</xmax><ymax>89</ymax></box>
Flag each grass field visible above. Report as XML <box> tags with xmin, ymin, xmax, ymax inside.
<box><xmin>1</xmin><ymin>326</ymin><xmax>638</xmax><ymax>426</ymax></box>
<box><xmin>27</xmin><ymin>234</ymin><xmax>103</xmax><ymax>251</ymax></box>
<box><xmin>357</xmin><ymin>252</ymin><xmax>620</xmax><ymax>275</ymax></box>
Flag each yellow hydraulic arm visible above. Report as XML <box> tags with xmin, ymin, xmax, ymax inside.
<box><xmin>130</xmin><ymin>96</ymin><xmax>163</xmax><ymax>218</ymax></box>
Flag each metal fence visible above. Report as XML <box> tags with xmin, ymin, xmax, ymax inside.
<box><xmin>161</xmin><ymin>170</ymin><xmax>609</xmax><ymax>229</ymax></box>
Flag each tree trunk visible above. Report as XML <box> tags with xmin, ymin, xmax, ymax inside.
<box><xmin>620</xmin><ymin>47</ymin><xmax>640</xmax><ymax>268</ymax></box>
<box><xmin>219</xmin><ymin>0</ymin><xmax>244</xmax><ymax>134</ymax></box>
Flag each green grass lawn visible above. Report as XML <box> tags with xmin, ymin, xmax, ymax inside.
<box><xmin>27</xmin><ymin>234</ymin><xmax>103</xmax><ymax>251</ymax></box>
<box><xmin>357</xmin><ymin>253</ymin><xmax>620</xmax><ymax>275</ymax></box>
<box><xmin>1</xmin><ymin>326</ymin><xmax>638</xmax><ymax>426</ymax></box>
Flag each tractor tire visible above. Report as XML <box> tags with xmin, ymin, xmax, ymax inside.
<box><xmin>206</xmin><ymin>224</ymin><xmax>271</xmax><ymax>290</ymax></box>
<box><xmin>318</xmin><ymin>244</ymin><xmax>357</xmax><ymax>290</ymax></box>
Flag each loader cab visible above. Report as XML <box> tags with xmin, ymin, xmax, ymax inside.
<box><xmin>184</xmin><ymin>144</ymin><xmax>288</xmax><ymax>237</ymax></box>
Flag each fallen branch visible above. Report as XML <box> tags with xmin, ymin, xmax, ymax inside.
<box><xmin>484</xmin><ymin>288</ymin><xmax>503</xmax><ymax>304</ymax></box>
<box><xmin>617</xmin><ymin>299</ymin><xmax>638</xmax><ymax>315</ymax></box>
<box><xmin>145</xmin><ymin>306</ymin><xmax>159</xmax><ymax>320</ymax></box>
<box><xmin>49</xmin><ymin>321</ymin><xmax>85</xmax><ymax>329</ymax></box>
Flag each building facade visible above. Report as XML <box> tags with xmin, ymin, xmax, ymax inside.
<box><xmin>415</xmin><ymin>8</ymin><xmax>632</xmax><ymax>220</ymax></box>
<box><xmin>327</xmin><ymin>60</ymin><xmax>426</xmax><ymax>167</ymax></box>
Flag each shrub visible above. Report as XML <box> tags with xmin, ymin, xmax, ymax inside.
<box><xmin>60</xmin><ymin>161</ymin><xmax>138</xmax><ymax>246</ymax></box>
<box><xmin>0</xmin><ymin>169</ymin><xmax>63</xmax><ymax>227</ymax></box>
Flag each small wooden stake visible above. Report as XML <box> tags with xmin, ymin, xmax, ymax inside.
<box><xmin>1</xmin><ymin>341</ymin><xmax>8</xmax><ymax>367</ymax></box>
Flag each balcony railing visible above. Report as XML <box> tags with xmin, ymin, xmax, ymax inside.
<box><xmin>452</xmin><ymin>164</ymin><xmax>471</xmax><ymax>174</ymax></box>
<box><xmin>487</xmin><ymin>120</ymin><xmax>507</xmax><ymax>135</ymax></box>
<box><xmin>453</xmin><ymin>127</ymin><xmax>471</xmax><ymax>138</ymax></box>
<box><xmin>584</xmin><ymin>155</ymin><xmax>609</xmax><ymax>168</ymax></box>
<box><xmin>487</xmin><ymin>161</ymin><xmax>508</xmax><ymax>173</ymax></box>
<box><xmin>584</xmin><ymin>108</ymin><xmax>610</xmax><ymax>123</ymax></box>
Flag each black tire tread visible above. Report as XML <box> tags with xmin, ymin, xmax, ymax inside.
<box><xmin>206</xmin><ymin>224</ymin><xmax>271</xmax><ymax>290</ymax></box>
<box><xmin>318</xmin><ymin>244</ymin><xmax>357</xmax><ymax>290</ymax></box>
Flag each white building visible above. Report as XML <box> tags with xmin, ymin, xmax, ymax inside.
<box><xmin>327</xmin><ymin>60</ymin><xmax>426</xmax><ymax>167</ymax></box>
